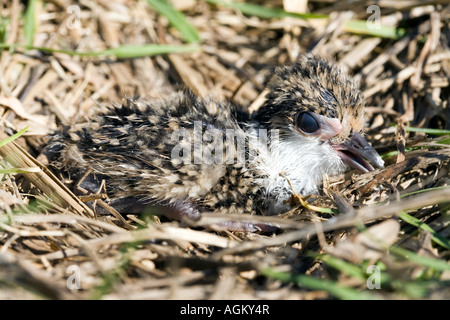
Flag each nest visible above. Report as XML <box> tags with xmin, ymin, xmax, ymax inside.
<box><xmin>0</xmin><ymin>0</ymin><xmax>449</xmax><ymax>299</ymax></box>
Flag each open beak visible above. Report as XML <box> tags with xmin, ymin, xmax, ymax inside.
<box><xmin>332</xmin><ymin>132</ymin><xmax>384</xmax><ymax>173</ymax></box>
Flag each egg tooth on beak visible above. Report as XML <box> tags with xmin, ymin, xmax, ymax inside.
<box><xmin>332</xmin><ymin>131</ymin><xmax>384</xmax><ymax>173</ymax></box>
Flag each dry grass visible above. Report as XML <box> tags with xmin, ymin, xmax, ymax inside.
<box><xmin>0</xmin><ymin>0</ymin><xmax>449</xmax><ymax>300</ymax></box>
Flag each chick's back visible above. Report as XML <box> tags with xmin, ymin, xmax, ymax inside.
<box><xmin>48</xmin><ymin>91</ymin><xmax>257</xmax><ymax>213</ymax></box>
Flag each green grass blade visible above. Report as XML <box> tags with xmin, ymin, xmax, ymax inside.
<box><xmin>399</xmin><ymin>211</ymin><xmax>450</xmax><ymax>250</ymax></box>
<box><xmin>316</xmin><ymin>254</ymin><xmax>367</xmax><ymax>278</ymax></box>
<box><xmin>343</xmin><ymin>20</ymin><xmax>405</xmax><ymax>39</ymax></box>
<box><xmin>317</xmin><ymin>254</ymin><xmax>446</xmax><ymax>298</ymax></box>
<box><xmin>0</xmin><ymin>127</ymin><xmax>29</xmax><ymax>148</ymax></box>
<box><xmin>0</xmin><ymin>167</ymin><xmax>41</xmax><ymax>174</ymax></box>
<box><xmin>390</xmin><ymin>246</ymin><xmax>450</xmax><ymax>271</ymax></box>
<box><xmin>438</xmin><ymin>137</ymin><xmax>450</xmax><ymax>145</ymax></box>
<box><xmin>380</xmin><ymin>125</ymin><xmax>450</xmax><ymax>159</ymax></box>
<box><xmin>24</xmin><ymin>0</ymin><xmax>38</xmax><ymax>47</ymax></box>
<box><xmin>404</xmin><ymin>126</ymin><xmax>450</xmax><ymax>136</ymax></box>
<box><xmin>0</xmin><ymin>43</ymin><xmax>199</xmax><ymax>58</ymax></box>
<box><xmin>317</xmin><ymin>254</ymin><xmax>394</xmax><ymax>284</ymax></box>
<box><xmin>146</xmin><ymin>0</ymin><xmax>200</xmax><ymax>44</ymax></box>
<box><xmin>379</xmin><ymin>147</ymin><xmax>421</xmax><ymax>159</ymax></box>
<box><xmin>207</xmin><ymin>0</ymin><xmax>401</xmax><ymax>39</ymax></box>
<box><xmin>206</xmin><ymin>0</ymin><xmax>327</xmax><ymax>19</ymax></box>
<box><xmin>101</xmin><ymin>44</ymin><xmax>200</xmax><ymax>58</ymax></box>
<box><xmin>0</xmin><ymin>18</ymin><xmax>8</xmax><ymax>43</ymax></box>
<box><xmin>401</xmin><ymin>186</ymin><xmax>450</xmax><ymax>198</ymax></box>
<box><xmin>261</xmin><ymin>268</ymin><xmax>380</xmax><ymax>300</ymax></box>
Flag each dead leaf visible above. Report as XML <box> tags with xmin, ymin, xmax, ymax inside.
<box><xmin>328</xmin><ymin>219</ymin><xmax>400</xmax><ymax>263</ymax></box>
<box><xmin>0</xmin><ymin>96</ymin><xmax>49</xmax><ymax>126</ymax></box>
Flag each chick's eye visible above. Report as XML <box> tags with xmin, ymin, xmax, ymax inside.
<box><xmin>296</xmin><ymin>112</ymin><xmax>319</xmax><ymax>133</ymax></box>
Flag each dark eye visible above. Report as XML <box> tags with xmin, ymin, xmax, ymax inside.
<box><xmin>296</xmin><ymin>112</ymin><xmax>319</xmax><ymax>133</ymax></box>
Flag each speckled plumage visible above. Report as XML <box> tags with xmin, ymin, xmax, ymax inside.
<box><xmin>48</xmin><ymin>55</ymin><xmax>383</xmax><ymax>220</ymax></box>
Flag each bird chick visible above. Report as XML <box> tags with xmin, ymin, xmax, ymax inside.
<box><xmin>47</xmin><ymin>55</ymin><xmax>384</xmax><ymax>228</ymax></box>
